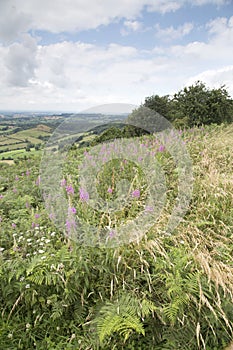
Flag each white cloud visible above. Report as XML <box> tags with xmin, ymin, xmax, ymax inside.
<box><xmin>0</xmin><ymin>0</ymin><xmax>162</xmax><ymax>42</ymax></box>
<box><xmin>143</xmin><ymin>0</ymin><xmax>229</xmax><ymax>14</ymax></box>
<box><xmin>0</xmin><ymin>0</ymin><xmax>230</xmax><ymax>43</ymax></box>
<box><xmin>186</xmin><ymin>65</ymin><xmax>233</xmax><ymax>96</ymax></box>
<box><xmin>0</xmin><ymin>2</ymin><xmax>232</xmax><ymax>110</ymax></box>
<box><xmin>0</xmin><ymin>38</ymin><xmax>173</xmax><ymax>110</ymax></box>
<box><xmin>121</xmin><ymin>20</ymin><xmax>143</xmax><ymax>36</ymax></box>
<box><xmin>0</xmin><ymin>13</ymin><xmax>233</xmax><ymax>111</ymax></box>
<box><xmin>5</xmin><ymin>34</ymin><xmax>38</xmax><ymax>87</ymax></box>
<box><xmin>191</xmin><ymin>0</ymin><xmax>229</xmax><ymax>5</ymax></box>
<box><xmin>155</xmin><ymin>22</ymin><xmax>194</xmax><ymax>41</ymax></box>
<box><xmin>0</xmin><ymin>1</ymin><xmax>32</xmax><ymax>44</ymax></box>
<box><xmin>206</xmin><ymin>16</ymin><xmax>233</xmax><ymax>38</ymax></box>
<box><xmin>147</xmin><ymin>1</ymin><xmax>182</xmax><ymax>13</ymax></box>
<box><xmin>169</xmin><ymin>16</ymin><xmax>233</xmax><ymax>61</ymax></box>
<box><xmin>124</xmin><ymin>20</ymin><xmax>143</xmax><ymax>32</ymax></box>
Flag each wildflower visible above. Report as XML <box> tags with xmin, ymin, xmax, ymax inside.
<box><xmin>38</xmin><ymin>249</ymin><xmax>45</xmax><ymax>254</ymax></box>
<box><xmin>26</xmin><ymin>323</ymin><xmax>31</xmax><ymax>329</ymax></box>
<box><xmin>25</xmin><ymin>284</ymin><xmax>30</xmax><ymax>289</ymax></box>
<box><xmin>66</xmin><ymin>185</ymin><xmax>74</xmax><ymax>195</ymax></box>
<box><xmin>0</xmin><ymin>247</ymin><xmax>5</xmax><ymax>252</ymax></box>
<box><xmin>34</xmin><ymin>213</ymin><xmax>40</xmax><ymax>219</ymax></box>
<box><xmin>68</xmin><ymin>207</ymin><xmax>76</xmax><ymax>214</ymax></box>
<box><xmin>132</xmin><ymin>189</ymin><xmax>140</xmax><ymax>198</ymax></box>
<box><xmin>49</xmin><ymin>213</ymin><xmax>54</xmax><ymax>220</ymax></box>
<box><xmin>12</xmin><ymin>223</ymin><xmax>16</xmax><ymax>229</ymax></box>
<box><xmin>13</xmin><ymin>188</ymin><xmax>17</xmax><ymax>193</ymax></box>
<box><xmin>158</xmin><ymin>145</ymin><xmax>165</xmax><ymax>152</ymax></box>
<box><xmin>25</xmin><ymin>202</ymin><xmax>30</xmax><ymax>208</ymax></box>
<box><xmin>26</xmin><ymin>170</ymin><xmax>30</xmax><ymax>176</ymax></box>
<box><xmin>107</xmin><ymin>187</ymin><xmax>113</xmax><ymax>194</ymax></box>
<box><xmin>66</xmin><ymin>219</ymin><xmax>76</xmax><ymax>232</ymax></box>
<box><xmin>60</xmin><ymin>178</ymin><xmax>66</xmax><ymax>187</ymax></box>
<box><xmin>0</xmin><ymin>194</ymin><xmax>3</xmax><ymax>199</ymax></box>
<box><xmin>109</xmin><ymin>230</ymin><xmax>115</xmax><ymax>238</ymax></box>
<box><xmin>15</xmin><ymin>175</ymin><xmax>19</xmax><ymax>181</ymax></box>
<box><xmin>145</xmin><ymin>206</ymin><xmax>154</xmax><ymax>212</ymax></box>
<box><xmin>79</xmin><ymin>188</ymin><xmax>89</xmax><ymax>202</ymax></box>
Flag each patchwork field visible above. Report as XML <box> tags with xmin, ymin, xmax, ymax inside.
<box><xmin>0</xmin><ymin>124</ymin><xmax>52</xmax><ymax>159</ymax></box>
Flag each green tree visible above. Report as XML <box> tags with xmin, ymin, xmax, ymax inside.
<box><xmin>205</xmin><ymin>86</ymin><xmax>233</xmax><ymax>124</ymax></box>
<box><xmin>144</xmin><ymin>94</ymin><xmax>171</xmax><ymax>119</ymax></box>
<box><xmin>170</xmin><ymin>81</ymin><xmax>233</xmax><ymax>126</ymax></box>
<box><xmin>125</xmin><ymin>106</ymin><xmax>169</xmax><ymax>136</ymax></box>
<box><xmin>91</xmin><ymin>126</ymin><xmax>124</xmax><ymax>145</ymax></box>
<box><xmin>140</xmin><ymin>81</ymin><xmax>233</xmax><ymax>128</ymax></box>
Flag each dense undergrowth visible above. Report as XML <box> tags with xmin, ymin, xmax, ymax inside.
<box><xmin>0</xmin><ymin>123</ymin><xmax>232</xmax><ymax>349</ymax></box>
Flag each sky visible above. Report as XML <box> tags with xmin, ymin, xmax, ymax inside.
<box><xmin>0</xmin><ymin>0</ymin><xmax>233</xmax><ymax>112</ymax></box>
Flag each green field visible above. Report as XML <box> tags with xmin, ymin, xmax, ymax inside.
<box><xmin>0</xmin><ymin>127</ymin><xmax>18</xmax><ymax>135</ymax></box>
<box><xmin>0</xmin><ymin>147</ymin><xmax>41</xmax><ymax>160</ymax></box>
<box><xmin>0</xmin><ymin>124</ymin><xmax>51</xmax><ymax>157</ymax></box>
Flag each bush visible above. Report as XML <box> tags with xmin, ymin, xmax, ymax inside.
<box><xmin>140</xmin><ymin>81</ymin><xmax>233</xmax><ymax>127</ymax></box>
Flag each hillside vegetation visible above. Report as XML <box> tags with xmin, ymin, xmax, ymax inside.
<box><xmin>0</xmin><ymin>122</ymin><xmax>232</xmax><ymax>349</ymax></box>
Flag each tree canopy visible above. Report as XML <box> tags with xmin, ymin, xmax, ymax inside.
<box><xmin>141</xmin><ymin>81</ymin><xmax>233</xmax><ymax>128</ymax></box>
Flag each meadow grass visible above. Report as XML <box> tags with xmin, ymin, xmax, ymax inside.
<box><xmin>0</xmin><ymin>123</ymin><xmax>232</xmax><ymax>349</ymax></box>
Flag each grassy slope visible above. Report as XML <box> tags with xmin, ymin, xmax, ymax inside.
<box><xmin>0</xmin><ymin>123</ymin><xmax>232</xmax><ymax>349</ymax></box>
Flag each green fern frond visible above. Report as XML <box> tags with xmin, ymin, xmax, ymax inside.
<box><xmin>95</xmin><ymin>292</ymin><xmax>156</xmax><ymax>345</ymax></box>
